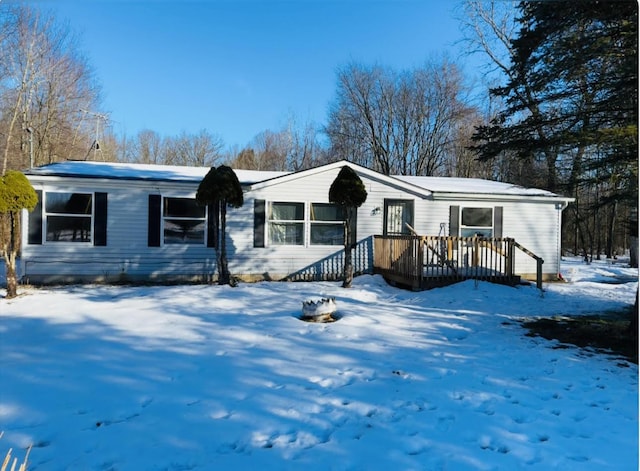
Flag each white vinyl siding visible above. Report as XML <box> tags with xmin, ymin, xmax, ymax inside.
<box><xmin>22</xmin><ymin>164</ymin><xmax>568</xmax><ymax>283</ymax></box>
<box><xmin>228</xmin><ymin>167</ymin><xmax>419</xmax><ymax>278</ymax></box>
<box><xmin>22</xmin><ymin>180</ymin><xmax>216</xmax><ymax>283</ymax></box>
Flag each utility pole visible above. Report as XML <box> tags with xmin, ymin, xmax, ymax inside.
<box><xmin>80</xmin><ymin>109</ymin><xmax>109</xmax><ymax>160</ymax></box>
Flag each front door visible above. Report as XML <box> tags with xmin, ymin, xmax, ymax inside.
<box><xmin>383</xmin><ymin>199</ymin><xmax>414</xmax><ymax>235</ymax></box>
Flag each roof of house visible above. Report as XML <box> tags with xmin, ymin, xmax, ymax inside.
<box><xmin>25</xmin><ymin>160</ymin><xmax>287</xmax><ymax>185</ymax></box>
<box><xmin>396</xmin><ymin>175</ymin><xmax>558</xmax><ymax>197</ymax></box>
<box><xmin>25</xmin><ymin>160</ymin><xmax>568</xmax><ymax>199</ymax></box>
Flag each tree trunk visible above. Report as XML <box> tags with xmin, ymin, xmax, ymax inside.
<box><xmin>343</xmin><ymin>243</ymin><xmax>353</xmax><ymax>288</ymax></box>
<box><xmin>3</xmin><ymin>252</ymin><xmax>18</xmax><ymax>299</ymax></box>
<box><xmin>606</xmin><ymin>201</ymin><xmax>617</xmax><ymax>259</ymax></box>
<box><xmin>629</xmin><ymin>289</ymin><xmax>638</xmax><ymax>338</ymax></box>
<box><xmin>1</xmin><ymin>211</ymin><xmax>21</xmax><ymax>298</ymax></box>
<box><xmin>630</xmin><ymin>236</ymin><xmax>638</xmax><ymax>268</ymax></box>
<box><xmin>342</xmin><ymin>217</ymin><xmax>353</xmax><ymax>288</ymax></box>
<box><xmin>218</xmin><ymin>202</ymin><xmax>230</xmax><ymax>285</ymax></box>
<box><xmin>343</xmin><ymin>242</ymin><xmax>354</xmax><ymax>288</ymax></box>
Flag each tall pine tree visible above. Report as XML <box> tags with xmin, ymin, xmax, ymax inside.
<box><xmin>472</xmin><ymin>1</ymin><xmax>638</xmax><ymax>259</ymax></box>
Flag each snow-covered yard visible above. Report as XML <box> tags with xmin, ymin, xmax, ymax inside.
<box><xmin>1</xmin><ymin>257</ymin><xmax>638</xmax><ymax>470</ymax></box>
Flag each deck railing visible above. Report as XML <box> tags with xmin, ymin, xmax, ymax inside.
<box><xmin>373</xmin><ymin>235</ymin><xmax>542</xmax><ymax>290</ymax></box>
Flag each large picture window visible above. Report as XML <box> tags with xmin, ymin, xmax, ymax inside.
<box><xmin>310</xmin><ymin>203</ymin><xmax>344</xmax><ymax>245</ymax></box>
<box><xmin>163</xmin><ymin>197</ymin><xmax>206</xmax><ymax>244</ymax></box>
<box><xmin>269</xmin><ymin>202</ymin><xmax>304</xmax><ymax>245</ymax></box>
<box><xmin>460</xmin><ymin>207</ymin><xmax>493</xmax><ymax>237</ymax></box>
<box><xmin>45</xmin><ymin>192</ymin><xmax>92</xmax><ymax>242</ymax></box>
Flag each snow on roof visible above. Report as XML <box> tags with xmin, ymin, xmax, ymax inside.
<box><xmin>26</xmin><ymin>160</ymin><xmax>566</xmax><ymax>198</ymax></box>
<box><xmin>396</xmin><ymin>175</ymin><xmax>559</xmax><ymax>197</ymax></box>
<box><xmin>26</xmin><ymin>160</ymin><xmax>288</xmax><ymax>185</ymax></box>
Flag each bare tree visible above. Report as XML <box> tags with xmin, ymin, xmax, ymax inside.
<box><xmin>126</xmin><ymin>129</ymin><xmax>164</xmax><ymax>164</ymax></box>
<box><xmin>326</xmin><ymin>59</ymin><xmax>474</xmax><ymax>176</ymax></box>
<box><xmin>250</xmin><ymin>130</ymin><xmax>291</xmax><ymax>171</ymax></box>
<box><xmin>230</xmin><ymin>147</ymin><xmax>257</xmax><ymax>169</ymax></box>
<box><xmin>0</xmin><ymin>6</ymin><xmax>42</xmax><ymax>174</ymax></box>
<box><xmin>444</xmin><ymin>108</ymin><xmax>495</xmax><ymax>179</ymax></box>
<box><xmin>284</xmin><ymin>115</ymin><xmax>328</xmax><ymax>171</ymax></box>
<box><xmin>326</xmin><ymin>63</ymin><xmax>393</xmax><ymax>174</ymax></box>
<box><xmin>132</xmin><ymin>130</ymin><xmax>223</xmax><ymax>167</ymax></box>
<box><xmin>173</xmin><ymin>129</ymin><xmax>224</xmax><ymax>167</ymax></box>
<box><xmin>404</xmin><ymin>59</ymin><xmax>473</xmax><ymax>176</ymax></box>
<box><xmin>230</xmin><ymin>116</ymin><xmax>328</xmax><ymax>172</ymax></box>
<box><xmin>0</xmin><ymin>5</ymin><xmax>102</xmax><ymax>172</ymax></box>
<box><xmin>458</xmin><ymin>1</ymin><xmax>518</xmax><ymax>82</ymax></box>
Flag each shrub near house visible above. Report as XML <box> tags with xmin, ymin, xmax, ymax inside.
<box><xmin>0</xmin><ymin>171</ymin><xmax>37</xmax><ymax>298</ymax></box>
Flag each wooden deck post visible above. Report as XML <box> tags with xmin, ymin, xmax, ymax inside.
<box><xmin>536</xmin><ymin>258</ymin><xmax>544</xmax><ymax>291</ymax></box>
<box><xmin>373</xmin><ymin>234</ymin><xmax>541</xmax><ymax>291</ymax></box>
<box><xmin>473</xmin><ymin>236</ymin><xmax>480</xmax><ymax>267</ymax></box>
<box><xmin>506</xmin><ymin>239</ymin><xmax>515</xmax><ymax>277</ymax></box>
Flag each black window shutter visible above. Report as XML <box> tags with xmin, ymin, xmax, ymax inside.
<box><xmin>94</xmin><ymin>192</ymin><xmax>108</xmax><ymax>246</ymax></box>
<box><xmin>348</xmin><ymin>207</ymin><xmax>358</xmax><ymax>246</ymax></box>
<box><xmin>449</xmin><ymin>206</ymin><xmax>460</xmax><ymax>236</ymax></box>
<box><xmin>407</xmin><ymin>200</ymin><xmax>415</xmax><ymax>230</ymax></box>
<box><xmin>494</xmin><ymin>206</ymin><xmax>503</xmax><ymax>238</ymax></box>
<box><xmin>28</xmin><ymin>190</ymin><xmax>43</xmax><ymax>245</ymax></box>
<box><xmin>148</xmin><ymin>194</ymin><xmax>161</xmax><ymax>247</ymax></box>
<box><xmin>253</xmin><ymin>199</ymin><xmax>265</xmax><ymax>248</ymax></box>
<box><xmin>207</xmin><ymin>202</ymin><xmax>219</xmax><ymax>249</ymax></box>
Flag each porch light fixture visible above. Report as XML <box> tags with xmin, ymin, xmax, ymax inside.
<box><xmin>371</xmin><ymin>207</ymin><xmax>381</xmax><ymax>216</ymax></box>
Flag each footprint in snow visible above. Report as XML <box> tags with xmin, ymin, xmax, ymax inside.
<box><xmin>392</xmin><ymin>369</ymin><xmax>410</xmax><ymax>379</ymax></box>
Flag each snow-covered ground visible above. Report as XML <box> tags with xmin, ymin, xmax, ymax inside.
<box><xmin>1</xmin><ymin>257</ymin><xmax>637</xmax><ymax>470</ymax></box>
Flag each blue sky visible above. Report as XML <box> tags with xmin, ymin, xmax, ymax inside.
<box><xmin>50</xmin><ymin>1</ymin><xmax>474</xmax><ymax>151</ymax></box>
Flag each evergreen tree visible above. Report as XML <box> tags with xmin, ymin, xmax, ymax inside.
<box><xmin>472</xmin><ymin>1</ymin><xmax>638</xmax><ymax>258</ymax></box>
<box><xmin>475</xmin><ymin>1</ymin><xmax>637</xmax><ymax>191</ymax></box>
<box><xmin>328</xmin><ymin>166</ymin><xmax>368</xmax><ymax>288</ymax></box>
<box><xmin>196</xmin><ymin>166</ymin><xmax>243</xmax><ymax>285</ymax></box>
<box><xmin>0</xmin><ymin>171</ymin><xmax>38</xmax><ymax>298</ymax></box>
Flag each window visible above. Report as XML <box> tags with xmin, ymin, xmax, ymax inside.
<box><xmin>163</xmin><ymin>197</ymin><xmax>206</xmax><ymax>244</ymax></box>
<box><xmin>258</xmin><ymin>201</ymin><xmax>356</xmax><ymax>247</ymax></box>
<box><xmin>310</xmin><ymin>203</ymin><xmax>344</xmax><ymax>245</ymax></box>
<box><xmin>44</xmin><ymin>192</ymin><xmax>92</xmax><ymax>242</ymax></box>
<box><xmin>460</xmin><ymin>207</ymin><xmax>493</xmax><ymax>237</ymax></box>
<box><xmin>269</xmin><ymin>202</ymin><xmax>304</xmax><ymax>245</ymax></box>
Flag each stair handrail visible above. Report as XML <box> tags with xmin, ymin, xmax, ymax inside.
<box><xmin>512</xmin><ymin>240</ymin><xmax>544</xmax><ymax>291</ymax></box>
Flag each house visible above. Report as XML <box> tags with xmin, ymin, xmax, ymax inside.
<box><xmin>20</xmin><ymin>160</ymin><xmax>573</xmax><ymax>285</ymax></box>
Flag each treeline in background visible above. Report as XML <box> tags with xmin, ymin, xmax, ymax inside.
<box><xmin>0</xmin><ymin>2</ymin><xmax>636</xmax><ymax>264</ymax></box>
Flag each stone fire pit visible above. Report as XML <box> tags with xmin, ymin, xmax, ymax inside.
<box><xmin>300</xmin><ymin>297</ymin><xmax>338</xmax><ymax>322</ymax></box>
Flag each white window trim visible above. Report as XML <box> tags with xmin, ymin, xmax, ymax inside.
<box><xmin>267</xmin><ymin>201</ymin><xmax>306</xmax><ymax>246</ymax></box>
<box><xmin>42</xmin><ymin>191</ymin><xmax>94</xmax><ymax>245</ymax></box>
<box><xmin>309</xmin><ymin>202</ymin><xmax>345</xmax><ymax>247</ymax></box>
<box><xmin>459</xmin><ymin>206</ymin><xmax>494</xmax><ymax>238</ymax></box>
<box><xmin>266</xmin><ymin>201</ymin><xmax>345</xmax><ymax>247</ymax></box>
<box><xmin>161</xmin><ymin>196</ymin><xmax>207</xmax><ymax>246</ymax></box>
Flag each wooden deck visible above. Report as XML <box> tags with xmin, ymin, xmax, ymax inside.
<box><xmin>373</xmin><ymin>235</ymin><xmax>543</xmax><ymax>291</ymax></box>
